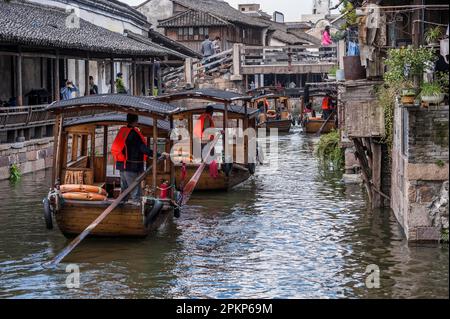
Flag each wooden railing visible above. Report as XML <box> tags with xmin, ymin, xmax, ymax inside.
<box><xmin>0</xmin><ymin>104</ymin><xmax>55</xmax><ymax>131</ymax></box>
<box><xmin>241</xmin><ymin>45</ymin><xmax>337</xmax><ymax>66</ymax></box>
<box><xmin>193</xmin><ymin>49</ymin><xmax>233</xmax><ymax>77</ymax></box>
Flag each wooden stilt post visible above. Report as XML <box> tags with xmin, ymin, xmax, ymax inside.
<box><xmin>371</xmin><ymin>141</ymin><xmax>382</xmax><ymax>209</ymax></box>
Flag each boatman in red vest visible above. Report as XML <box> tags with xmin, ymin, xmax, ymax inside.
<box><xmin>193</xmin><ymin>105</ymin><xmax>216</xmax><ymax>159</ymax></box>
<box><xmin>321</xmin><ymin>93</ymin><xmax>334</xmax><ymax>120</ymax></box>
<box><xmin>111</xmin><ymin>114</ymin><xmax>168</xmax><ymax>204</ymax></box>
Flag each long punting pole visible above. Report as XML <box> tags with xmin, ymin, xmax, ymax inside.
<box><xmin>44</xmin><ymin>160</ymin><xmax>161</xmax><ymax>268</ymax></box>
<box><xmin>316</xmin><ymin>110</ymin><xmax>336</xmax><ymax>136</ymax></box>
<box><xmin>181</xmin><ymin>133</ymin><xmax>222</xmax><ymax>206</ymax></box>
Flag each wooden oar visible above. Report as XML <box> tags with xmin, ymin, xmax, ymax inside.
<box><xmin>181</xmin><ymin>133</ymin><xmax>222</xmax><ymax>206</ymax></box>
<box><xmin>317</xmin><ymin>110</ymin><xmax>336</xmax><ymax>136</ymax></box>
<box><xmin>44</xmin><ymin>159</ymin><xmax>162</xmax><ymax>268</ymax></box>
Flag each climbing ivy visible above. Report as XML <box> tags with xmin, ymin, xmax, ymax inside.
<box><xmin>376</xmin><ymin>85</ymin><xmax>397</xmax><ymax>158</ymax></box>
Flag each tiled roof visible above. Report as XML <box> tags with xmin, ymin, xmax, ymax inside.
<box><xmin>0</xmin><ymin>1</ymin><xmax>169</xmax><ymax>57</ymax></box>
<box><xmin>48</xmin><ymin>94</ymin><xmax>179</xmax><ymax>116</ymax></box>
<box><xmin>169</xmin><ymin>0</ymin><xmax>268</xmax><ymax>28</ymax></box>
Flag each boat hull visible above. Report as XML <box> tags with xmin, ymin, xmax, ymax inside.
<box><xmin>55</xmin><ymin>200</ymin><xmax>172</xmax><ymax>238</ymax></box>
<box><xmin>304</xmin><ymin>119</ymin><xmax>336</xmax><ymax>134</ymax></box>
<box><xmin>259</xmin><ymin>119</ymin><xmax>292</xmax><ymax>133</ymax></box>
<box><xmin>174</xmin><ymin>164</ymin><xmax>251</xmax><ymax>191</ymax></box>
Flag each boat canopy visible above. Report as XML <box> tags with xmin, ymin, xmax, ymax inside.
<box><xmin>63</xmin><ymin>113</ymin><xmax>170</xmax><ymax>130</ymax></box>
<box><xmin>156</xmin><ymin>89</ymin><xmax>252</xmax><ymax>104</ymax></box>
<box><xmin>174</xmin><ymin>103</ymin><xmax>259</xmax><ymax>118</ymax></box>
<box><xmin>251</xmin><ymin>93</ymin><xmax>286</xmax><ymax>102</ymax></box>
<box><xmin>47</xmin><ymin>94</ymin><xmax>179</xmax><ymax>119</ymax></box>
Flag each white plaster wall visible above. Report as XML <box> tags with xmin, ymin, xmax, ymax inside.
<box><xmin>136</xmin><ymin>0</ymin><xmax>174</xmax><ymax>32</ymax></box>
<box><xmin>28</xmin><ymin>0</ymin><xmax>146</xmax><ymax>35</ymax></box>
<box><xmin>268</xmin><ymin>38</ymin><xmax>287</xmax><ymax>47</ymax></box>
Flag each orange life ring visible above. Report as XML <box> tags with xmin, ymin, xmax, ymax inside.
<box><xmin>61</xmin><ymin>192</ymin><xmax>107</xmax><ymax>201</ymax></box>
<box><xmin>60</xmin><ymin>184</ymin><xmax>107</xmax><ymax>196</ymax></box>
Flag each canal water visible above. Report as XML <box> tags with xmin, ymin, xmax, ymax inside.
<box><xmin>0</xmin><ymin>130</ymin><xmax>448</xmax><ymax>299</ymax></box>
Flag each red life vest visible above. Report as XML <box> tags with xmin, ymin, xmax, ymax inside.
<box><xmin>194</xmin><ymin>113</ymin><xmax>215</xmax><ymax>140</ymax></box>
<box><xmin>111</xmin><ymin>126</ymin><xmax>148</xmax><ymax>168</ymax></box>
<box><xmin>322</xmin><ymin>97</ymin><xmax>331</xmax><ymax>111</ymax></box>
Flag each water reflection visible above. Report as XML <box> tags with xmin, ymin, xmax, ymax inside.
<box><xmin>0</xmin><ymin>129</ymin><xmax>448</xmax><ymax>299</ymax></box>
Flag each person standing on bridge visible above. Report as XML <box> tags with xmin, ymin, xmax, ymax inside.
<box><xmin>201</xmin><ymin>35</ymin><xmax>214</xmax><ymax>59</ymax></box>
<box><xmin>213</xmin><ymin>36</ymin><xmax>222</xmax><ymax>55</ymax></box>
<box><xmin>322</xmin><ymin>25</ymin><xmax>333</xmax><ymax>46</ymax></box>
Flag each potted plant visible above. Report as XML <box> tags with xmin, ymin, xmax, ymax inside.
<box><xmin>420</xmin><ymin>72</ymin><xmax>448</xmax><ymax>105</ymax></box>
<box><xmin>425</xmin><ymin>26</ymin><xmax>443</xmax><ymax>46</ymax></box>
<box><xmin>401</xmin><ymin>87</ymin><xmax>417</xmax><ymax>105</ymax></box>
<box><xmin>328</xmin><ymin>66</ymin><xmax>338</xmax><ymax>80</ymax></box>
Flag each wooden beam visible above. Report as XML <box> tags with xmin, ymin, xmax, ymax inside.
<box><xmin>103</xmin><ymin>126</ymin><xmax>108</xmax><ymax>181</ymax></box>
<box><xmin>84</xmin><ymin>57</ymin><xmax>90</xmax><ymax>96</ymax></box>
<box><xmin>132</xmin><ymin>60</ymin><xmax>138</xmax><ymax>96</ymax></box>
<box><xmin>71</xmin><ymin>134</ymin><xmax>79</xmax><ymax>162</ymax></box>
<box><xmin>371</xmin><ymin>142</ymin><xmax>382</xmax><ymax>209</ymax></box>
<box><xmin>110</xmin><ymin>59</ymin><xmax>115</xmax><ymax>94</ymax></box>
<box><xmin>153</xmin><ymin>117</ymin><xmax>158</xmax><ymax>192</ymax></box>
<box><xmin>150</xmin><ymin>58</ymin><xmax>155</xmax><ymax>96</ymax></box>
<box><xmin>16</xmin><ymin>53</ymin><xmax>23</xmax><ymax>106</ymax></box>
<box><xmin>54</xmin><ymin>54</ymin><xmax>60</xmax><ymax>102</ymax></box>
<box><xmin>224</xmin><ymin>102</ymin><xmax>229</xmax><ymax>160</ymax></box>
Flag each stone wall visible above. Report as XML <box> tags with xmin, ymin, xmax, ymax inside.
<box><xmin>408</xmin><ymin>105</ymin><xmax>449</xmax><ymax>164</ymax></box>
<box><xmin>0</xmin><ymin>138</ymin><xmax>54</xmax><ymax>181</ymax></box>
<box><xmin>391</xmin><ymin>103</ymin><xmax>449</xmax><ymax>241</ymax></box>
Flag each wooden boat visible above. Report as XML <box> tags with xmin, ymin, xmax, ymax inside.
<box><xmin>44</xmin><ymin>94</ymin><xmax>179</xmax><ymax>238</ymax></box>
<box><xmin>157</xmin><ymin>89</ymin><xmax>259</xmax><ymax>191</ymax></box>
<box><xmin>298</xmin><ymin>88</ymin><xmax>337</xmax><ymax>134</ymax></box>
<box><xmin>250</xmin><ymin>94</ymin><xmax>293</xmax><ymax>133</ymax></box>
<box><xmin>303</xmin><ymin>117</ymin><xmax>336</xmax><ymax>134</ymax></box>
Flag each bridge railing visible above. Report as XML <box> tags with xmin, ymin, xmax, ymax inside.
<box><xmin>241</xmin><ymin>45</ymin><xmax>337</xmax><ymax>66</ymax></box>
<box><xmin>0</xmin><ymin>104</ymin><xmax>55</xmax><ymax>131</ymax></box>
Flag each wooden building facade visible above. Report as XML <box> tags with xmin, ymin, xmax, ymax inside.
<box><xmin>137</xmin><ymin>0</ymin><xmax>268</xmax><ymax>54</ymax></box>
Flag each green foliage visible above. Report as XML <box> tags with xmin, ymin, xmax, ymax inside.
<box><xmin>339</xmin><ymin>0</ymin><xmax>358</xmax><ymax>30</ymax></box>
<box><xmin>425</xmin><ymin>26</ymin><xmax>444</xmax><ymax>44</ymax></box>
<box><xmin>436</xmin><ymin>160</ymin><xmax>445</xmax><ymax>168</ymax></box>
<box><xmin>328</xmin><ymin>66</ymin><xmax>339</xmax><ymax>76</ymax></box>
<box><xmin>316</xmin><ymin>130</ymin><xmax>344</xmax><ymax>170</ymax></box>
<box><xmin>384</xmin><ymin>47</ymin><xmax>437</xmax><ymax>87</ymax></box>
<box><xmin>9</xmin><ymin>164</ymin><xmax>21</xmax><ymax>182</ymax></box>
<box><xmin>442</xmin><ymin>228</ymin><xmax>449</xmax><ymax>243</ymax></box>
<box><xmin>420</xmin><ymin>82</ymin><xmax>442</xmax><ymax>97</ymax></box>
<box><xmin>376</xmin><ymin>85</ymin><xmax>396</xmax><ymax>157</ymax></box>
<box><xmin>436</xmin><ymin>71</ymin><xmax>449</xmax><ymax>90</ymax></box>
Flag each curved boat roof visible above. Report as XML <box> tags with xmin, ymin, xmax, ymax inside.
<box><xmin>179</xmin><ymin>103</ymin><xmax>259</xmax><ymax>118</ymax></box>
<box><xmin>156</xmin><ymin>89</ymin><xmax>252</xmax><ymax>104</ymax></box>
<box><xmin>251</xmin><ymin>93</ymin><xmax>287</xmax><ymax>102</ymax></box>
<box><xmin>64</xmin><ymin>113</ymin><xmax>170</xmax><ymax>131</ymax></box>
<box><xmin>48</xmin><ymin>94</ymin><xmax>179</xmax><ymax>118</ymax></box>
